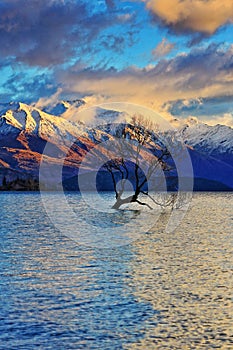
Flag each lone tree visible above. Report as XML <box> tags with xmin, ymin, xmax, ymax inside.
<box><xmin>100</xmin><ymin>115</ymin><xmax>180</xmax><ymax>210</ymax></box>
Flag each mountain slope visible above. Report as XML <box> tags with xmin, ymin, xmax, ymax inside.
<box><xmin>40</xmin><ymin>99</ymin><xmax>86</xmax><ymax>116</ymax></box>
<box><xmin>177</xmin><ymin>117</ymin><xmax>233</xmax><ymax>165</ymax></box>
<box><xmin>0</xmin><ymin>102</ymin><xmax>232</xmax><ymax>190</ymax></box>
<box><xmin>0</xmin><ymin>103</ymin><xmax>90</xmax><ymax>180</ymax></box>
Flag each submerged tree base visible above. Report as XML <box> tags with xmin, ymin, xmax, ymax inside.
<box><xmin>111</xmin><ymin>192</ymin><xmax>178</xmax><ymax>210</ymax></box>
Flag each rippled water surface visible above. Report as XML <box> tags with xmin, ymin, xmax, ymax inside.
<box><xmin>0</xmin><ymin>192</ymin><xmax>232</xmax><ymax>349</ymax></box>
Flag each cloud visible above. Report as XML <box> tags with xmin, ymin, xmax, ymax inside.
<box><xmin>205</xmin><ymin>113</ymin><xmax>233</xmax><ymax>127</ymax></box>
<box><xmin>166</xmin><ymin>96</ymin><xmax>233</xmax><ymax>118</ymax></box>
<box><xmin>0</xmin><ymin>0</ymin><xmax>118</xmax><ymax>67</ymax></box>
<box><xmin>101</xmin><ymin>35</ymin><xmax>126</xmax><ymax>53</ymax></box>
<box><xmin>2</xmin><ymin>69</ymin><xmax>56</xmax><ymax>103</ymax></box>
<box><xmin>101</xmin><ymin>30</ymin><xmax>137</xmax><ymax>53</ymax></box>
<box><xmin>34</xmin><ymin>88</ymin><xmax>63</xmax><ymax>110</ymax></box>
<box><xmin>152</xmin><ymin>38</ymin><xmax>175</xmax><ymax>58</ymax></box>
<box><xmin>58</xmin><ymin>44</ymin><xmax>233</xmax><ymax>102</ymax></box>
<box><xmin>54</xmin><ymin>43</ymin><xmax>233</xmax><ymax>125</ymax></box>
<box><xmin>144</xmin><ymin>0</ymin><xmax>233</xmax><ymax>36</ymax></box>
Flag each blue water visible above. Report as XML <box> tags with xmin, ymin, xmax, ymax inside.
<box><xmin>0</xmin><ymin>192</ymin><xmax>232</xmax><ymax>349</ymax></box>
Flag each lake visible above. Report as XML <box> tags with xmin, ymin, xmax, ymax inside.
<box><xmin>0</xmin><ymin>192</ymin><xmax>232</xmax><ymax>349</ymax></box>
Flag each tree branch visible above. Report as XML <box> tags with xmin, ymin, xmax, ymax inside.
<box><xmin>135</xmin><ymin>199</ymin><xmax>153</xmax><ymax>210</ymax></box>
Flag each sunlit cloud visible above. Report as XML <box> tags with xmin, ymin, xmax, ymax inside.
<box><xmin>144</xmin><ymin>0</ymin><xmax>233</xmax><ymax>35</ymax></box>
<box><xmin>205</xmin><ymin>113</ymin><xmax>233</xmax><ymax>127</ymax></box>
<box><xmin>34</xmin><ymin>88</ymin><xmax>63</xmax><ymax>110</ymax></box>
<box><xmin>152</xmin><ymin>38</ymin><xmax>175</xmax><ymax>58</ymax></box>
<box><xmin>55</xmin><ymin>44</ymin><xmax>233</xmax><ymax>125</ymax></box>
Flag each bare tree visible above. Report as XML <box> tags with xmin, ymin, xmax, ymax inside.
<box><xmin>102</xmin><ymin>115</ymin><xmax>179</xmax><ymax>210</ymax></box>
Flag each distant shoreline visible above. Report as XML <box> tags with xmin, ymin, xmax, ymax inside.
<box><xmin>0</xmin><ymin>189</ymin><xmax>232</xmax><ymax>193</ymax></box>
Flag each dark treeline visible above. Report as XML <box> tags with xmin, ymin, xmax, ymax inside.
<box><xmin>0</xmin><ymin>176</ymin><xmax>39</xmax><ymax>191</ymax></box>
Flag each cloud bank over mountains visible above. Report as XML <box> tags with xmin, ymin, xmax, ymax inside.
<box><xmin>0</xmin><ymin>0</ymin><xmax>232</xmax><ymax>127</ymax></box>
<box><xmin>56</xmin><ymin>43</ymin><xmax>233</xmax><ymax>126</ymax></box>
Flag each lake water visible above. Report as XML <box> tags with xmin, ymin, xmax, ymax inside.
<box><xmin>0</xmin><ymin>192</ymin><xmax>232</xmax><ymax>349</ymax></box>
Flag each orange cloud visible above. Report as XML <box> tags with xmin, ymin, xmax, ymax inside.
<box><xmin>152</xmin><ymin>38</ymin><xmax>175</xmax><ymax>58</ymax></box>
<box><xmin>144</xmin><ymin>0</ymin><xmax>233</xmax><ymax>35</ymax></box>
<box><xmin>56</xmin><ymin>44</ymin><xmax>233</xmax><ymax>125</ymax></box>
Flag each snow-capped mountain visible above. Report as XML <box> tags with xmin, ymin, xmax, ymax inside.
<box><xmin>0</xmin><ymin>103</ymin><xmax>90</xmax><ymax>183</ymax></box>
<box><xmin>0</xmin><ymin>102</ymin><xmax>121</xmax><ymax>185</ymax></box>
<box><xmin>179</xmin><ymin>117</ymin><xmax>233</xmax><ymax>156</ymax></box>
<box><xmin>0</xmin><ymin>102</ymin><xmax>85</xmax><ymax>139</ymax></box>
<box><xmin>169</xmin><ymin>117</ymin><xmax>233</xmax><ymax>167</ymax></box>
<box><xmin>0</xmin><ymin>102</ymin><xmax>232</xmax><ymax>190</ymax></box>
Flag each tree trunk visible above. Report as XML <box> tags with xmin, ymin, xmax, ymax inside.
<box><xmin>112</xmin><ymin>194</ymin><xmax>136</xmax><ymax>209</ymax></box>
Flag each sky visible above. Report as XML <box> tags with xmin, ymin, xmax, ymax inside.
<box><xmin>0</xmin><ymin>0</ymin><xmax>232</xmax><ymax>126</ymax></box>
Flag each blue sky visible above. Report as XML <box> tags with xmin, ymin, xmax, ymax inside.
<box><xmin>0</xmin><ymin>0</ymin><xmax>232</xmax><ymax>126</ymax></box>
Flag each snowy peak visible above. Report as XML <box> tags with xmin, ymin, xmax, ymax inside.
<box><xmin>180</xmin><ymin>120</ymin><xmax>233</xmax><ymax>155</ymax></box>
<box><xmin>0</xmin><ymin>102</ymin><xmax>86</xmax><ymax>143</ymax></box>
<box><xmin>0</xmin><ymin>102</ymin><xmax>53</xmax><ymax>136</ymax></box>
<box><xmin>41</xmin><ymin>99</ymin><xmax>85</xmax><ymax>116</ymax></box>
<box><xmin>1</xmin><ymin>101</ymin><xmax>233</xmax><ymax>158</ymax></box>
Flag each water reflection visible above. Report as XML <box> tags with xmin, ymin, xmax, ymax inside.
<box><xmin>0</xmin><ymin>193</ymin><xmax>156</xmax><ymax>349</ymax></box>
<box><xmin>127</xmin><ymin>193</ymin><xmax>233</xmax><ymax>349</ymax></box>
<box><xmin>0</xmin><ymin>192</ymin><xmax>232</xmax><ymax>349</ymax></box>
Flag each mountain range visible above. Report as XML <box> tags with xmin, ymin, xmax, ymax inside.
<box><xmin>0</xmin><ymin>101</ymin><xmax>232</xmax><ymax>191</ymax></box>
